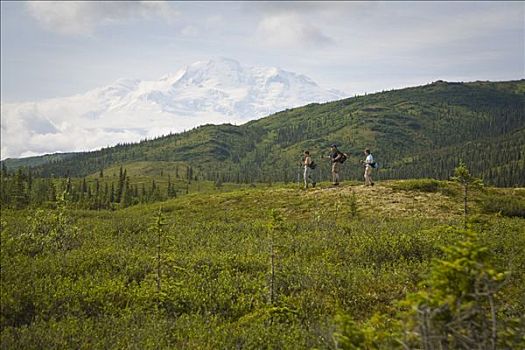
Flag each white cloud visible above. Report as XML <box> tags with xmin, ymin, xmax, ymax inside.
<box><xmin>26</xmin><ymin>1</ymin><xmax>178</xmax><ymax>35</ymax></box>
<box><xmin>0</xmin><ymin>99</ymin><xmax>203</xmax><ymax>159</ymax></box>
<box><xmin>257</xmin><ymin>13</ymin><xmax>334</xmax><ymax>48</ymax></box>
<box><xmin>180</xmin><ymin>25</ymin><xmax>199</xmax><ymax>37</ymax></box>
<box><xmin>248</xmin><ymin>2</ymin><xmax>377</xmax><ymax>19</ymax></box>
<box><xmin>379</xmin><ymin>4</ymin><xmax>524</xmax><ymax>52</ymax></box>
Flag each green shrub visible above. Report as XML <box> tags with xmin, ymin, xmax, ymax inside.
<box><xmin>20</xmin><ymin>206</ymin><xmax>80</xmax><ymax>256</ymax></box>
<box><xmin>399</xmin><ymin>228</ymin><xmax>519</xmax><ymax>349</ymax></box>
<box><xmin>334</xmin><ymin>312</ymin><xmax>402</xmax><ymax>350</ymax></box>
<box><xmin>390</xmin><ymin>179</ymin><xmax>441</xmax><ymax>192</ymax></box>
<box><xmin>481</xmin><ymin>195</ymin><xmax>525</xmax><ymax>218</ymax></box>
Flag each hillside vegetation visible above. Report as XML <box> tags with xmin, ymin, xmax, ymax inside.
<box><xmin>1</xmin><ymin>178</ymin><xmax>525</xmax><ymax>348</ymax></box>
<box><xmin>3</xmin><ymin>80</ymin><xmax>524</xmax><ymax>187</ymax></box>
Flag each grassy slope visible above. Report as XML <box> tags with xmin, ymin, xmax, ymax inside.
<box><xmin>83</xmin><ymin>161</ymin><xmax>251</xmax><ymax>197</ymax></box>
<box><xmin>1</xmin><ymin>180</ymin><xmax>524</xmax><ymax>348</ymax></box>
<box><xmin>1</xmin><ymin>152</ymin><xmax>78</xmax><ymax>169</ymax></box>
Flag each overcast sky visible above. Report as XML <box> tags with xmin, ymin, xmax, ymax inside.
<box><xmin>2</xmin><ymin>1</ymin><xmax>524</xmax><ymax>103</ymax></box>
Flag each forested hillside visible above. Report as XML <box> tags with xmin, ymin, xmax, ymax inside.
<box><xmin>3</xmin><ymin>80</ymin><xmax>524</xmax><ymax>187</ymax></box>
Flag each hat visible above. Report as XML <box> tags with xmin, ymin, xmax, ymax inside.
<box><xmin>330</xmin><ymin>144</ymin><xmax>337</xmax><ymax>147</ymax></box>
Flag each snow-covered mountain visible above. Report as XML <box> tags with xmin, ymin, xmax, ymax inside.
<box><xmin>1</xmin><ymin>58</ymin><xmax>346</xmax><ymax>159</ymax></box>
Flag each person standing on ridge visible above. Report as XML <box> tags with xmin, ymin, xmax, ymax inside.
<box><xmin>328</xmin><ymin>144</ymin><xmax>345</xmax><ymax>186</ymax></box>
<box><xmin>303</xmin><ymin>150</ymin><xmax>316</xmax><ymax>189</ymax></box>
<box><xmin>361</xmin><ymin>148</ymin><xmax>375</xmax><ymax>186</ymax></box>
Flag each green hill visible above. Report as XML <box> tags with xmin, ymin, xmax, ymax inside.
<box><xmin>3</xmin><ymin>80</ymin><xmax>525</xmax><ymax>186</ymax></box>
<box><xmin>1</xmin><ymin>152</ymin><xmax>78</xmax><ymax>170</ymax></box>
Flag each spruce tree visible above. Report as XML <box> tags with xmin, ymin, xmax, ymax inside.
<box><xmin>121</xmin><ymin>177</ymin><xmax>133</xmax><ymax>208</ymax></box>
<box><xmin>13</xmin><ymin>168</ymin><xmax>27</xmax><ymax>209</ymax></box>
<box><xmin>451</xmin><ymin>161</ymin><xmax>483</xmax><ymax>227</ymax></box>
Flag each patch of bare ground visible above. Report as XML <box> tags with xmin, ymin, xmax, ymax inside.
<box><xmin>305</xmin><ymin>182</ymin><xmax>463</xmax><ymax>219</ymax></box>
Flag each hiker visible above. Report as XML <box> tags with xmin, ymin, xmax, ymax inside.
<box><xmin>361</xmin><ymin>148</ymin><xmax>375</xmax><ymax>186</ymax></box>
<box><xmin>329</xmin><ymin>144</ymin><xmax>345</xmax><ymax>186</ymax></box>
<box><xmin>303</xmin><ymin>150</ymin><xmax>316</xmax><ymax>189</ymax></box>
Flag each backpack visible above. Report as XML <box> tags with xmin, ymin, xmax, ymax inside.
<box><xmin>338</xmin><ymin>152</ymin><xmax>347</xmax><ymax>164</ymax></box>
<box><xmin>308</xmin><ymin>161</ymin><xmax>317</xmax><ymax>169</ymax></box>
<box><xmin>369</xmin><ymin>162</ymin><xmax>377</xmax><ymax>169</ymax></box>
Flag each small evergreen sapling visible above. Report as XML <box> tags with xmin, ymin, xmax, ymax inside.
<box><xmin>400</xmin><ymin>228</ymin><xmax>509</xmax><ymax>350</ymax></box>
<box><xmin>451</xmin><ymin>162</ymin><xmax>483</xmax><ymax>227</ymax></box>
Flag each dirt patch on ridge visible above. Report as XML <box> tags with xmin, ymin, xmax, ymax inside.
<box><xmin>305</xmin><ymin>183</ymin><xmax>463</xmax><ymax>219</ymax></box>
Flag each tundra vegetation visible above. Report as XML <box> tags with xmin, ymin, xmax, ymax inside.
<box><xmin>1</xmin><ymin>165</ymin><xmax>524</xmax><ymax>349</ymax></box>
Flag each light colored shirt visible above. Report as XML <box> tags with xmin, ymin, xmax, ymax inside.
<box><xmin>365</xmin><ymin>154</ymin><xmax>374</xmax><ymax>165</ymax></box>
<box><xmin>304</xmin><ymin>156</ymin><xmax>312</xmax><ymax>168</ymax></box>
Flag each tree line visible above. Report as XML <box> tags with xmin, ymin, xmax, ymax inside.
<box><xmin>0</xmin><ymin>165</ymin><xmax>189</xmax><ymax>210</ymax></box>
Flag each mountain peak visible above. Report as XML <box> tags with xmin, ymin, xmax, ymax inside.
<box><xmin>1</xmin><ymin>58</ymin><xmax>347</xmax><ymax>159</ymax></box>
<box><xmin>204</xmin><ymin>57</ymin><xmax>242</xmax><ymax>67</ymax></box>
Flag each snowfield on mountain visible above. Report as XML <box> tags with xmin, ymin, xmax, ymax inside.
<box><xmin>1</xmin><ymin>58</ymin><xmax>345</xmax><ymax>159</ymax></box>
